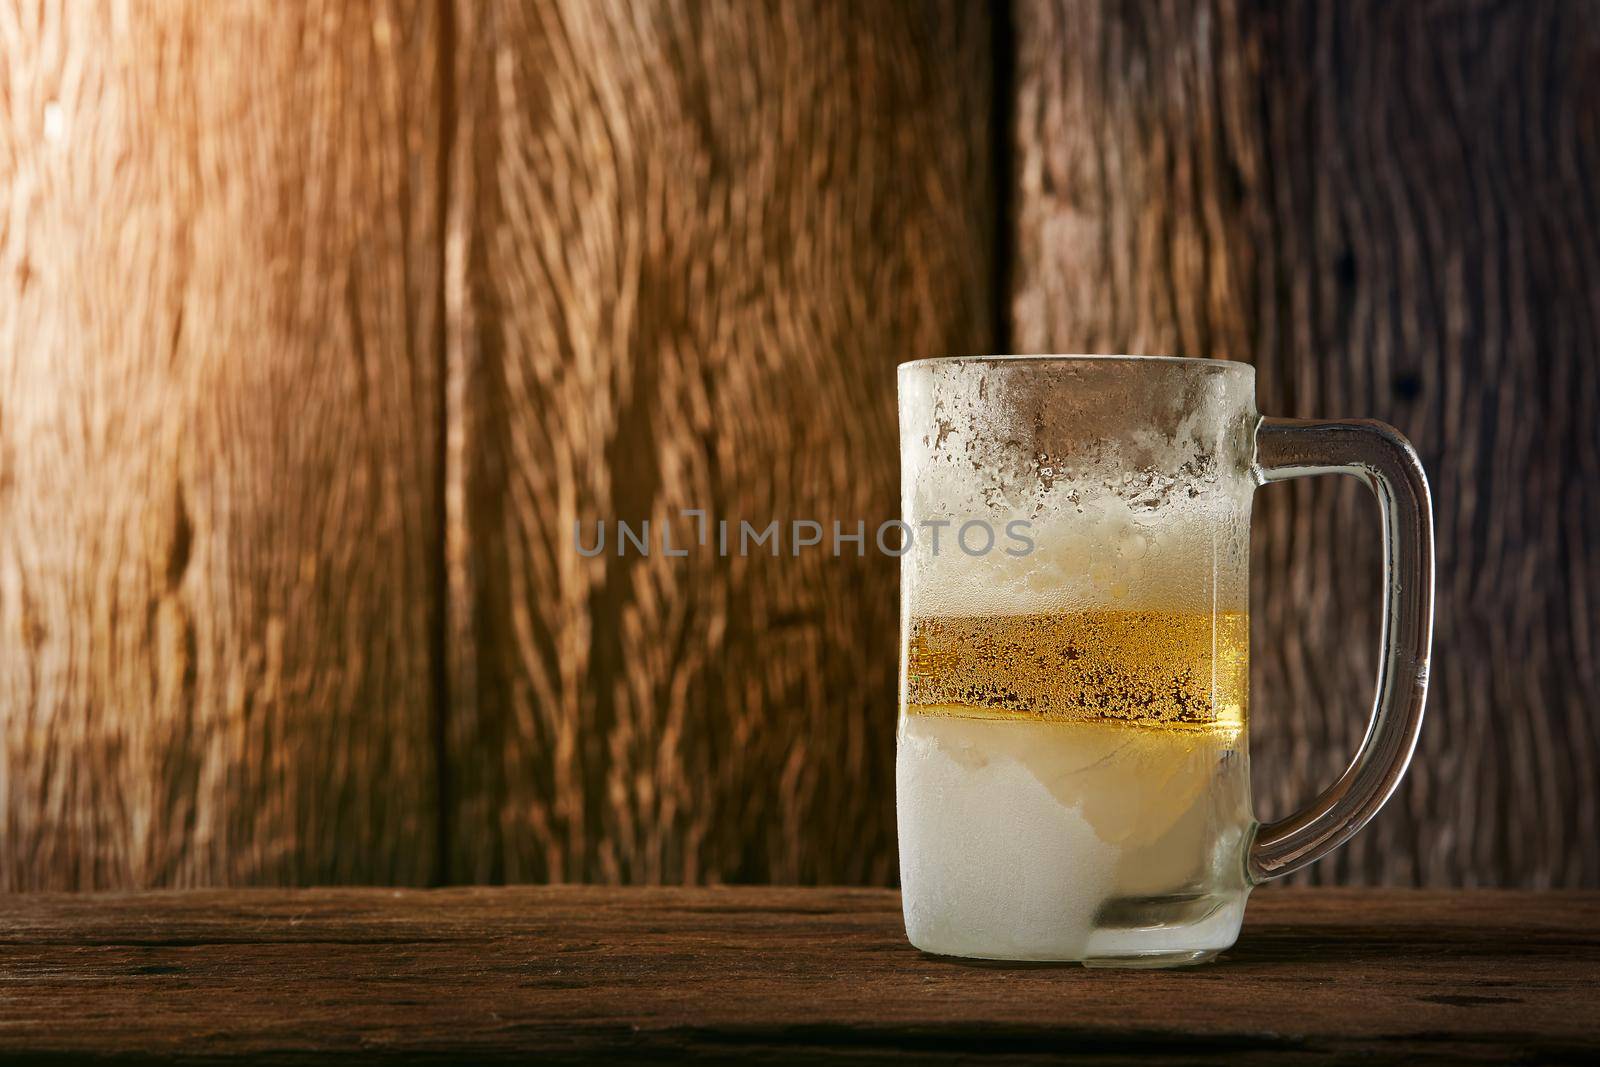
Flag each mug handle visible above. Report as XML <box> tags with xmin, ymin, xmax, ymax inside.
<box><xmin>1248</xmin><ymin>417</ymin><xmax>1435</xmax><ymax>881</ymax></box>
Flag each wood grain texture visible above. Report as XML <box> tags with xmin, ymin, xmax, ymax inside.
<box><xmin>2</xmin><ymin>886</ymin><xmax>1597</xmax><ymax>1063</ymax></box>
<box><xmin>0</xmin><ymin>1</ymin><xmax>444</xmax><ymax>886</ymax></box>
<box><xmin>6</xmin><ymin>0</ymin><xmax>1589</xmax><ymax>891</ymax></box>
<box><xmin>1012</xmin><ymin>0</ymin><xmax>1600</xmax><ymax>886</ymax></box>
<box><xmin>442</xmin><ymin>1</ymin><xmax>994</xmax><ymax>884</ymax></box>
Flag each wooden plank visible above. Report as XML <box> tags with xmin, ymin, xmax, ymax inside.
<box><xmin>0</xmin><ymin>887</ymin><xmax>1595</xmax><ymax>1062</ymax></box>
<box><xmin>1011</xmin><ymin>0</ymin><xmax>1600</xmax><ymax>885</ymax></box>
<box><xmin>0</xmin><ymin>0</ymin><xmax>444</xmax><ymax>886</ymax></box>
<box><xmin>442</xmin><ymin>1</ymin><xmax>996</xmax><ymax>884</ymax></box>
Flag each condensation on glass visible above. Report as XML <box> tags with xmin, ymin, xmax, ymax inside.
<box><xmin>897</xmin><ymin>355</ymin><xmax>1433</xmax><ymax>967</ymax></box>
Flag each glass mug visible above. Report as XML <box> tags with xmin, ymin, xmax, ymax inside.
<box><xmin>896</xmin><ymin>355</ymin><xmax>1433</xmax><ymax>967</ymax></box>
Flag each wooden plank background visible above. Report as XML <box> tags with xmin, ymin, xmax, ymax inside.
<box><xmin>440</xmin><ymin>0</ymin><xmax>993</xmax><ymax>884</ymax></box>
<box><xmin>1</xmin><ymin>0</ymin><xmax>1595</xmax><ymax>888</ymax></box>
<box><xmin>0</xmin><ymin>0</ymin><xmax>445</xmax><ymax>888</ymax></box>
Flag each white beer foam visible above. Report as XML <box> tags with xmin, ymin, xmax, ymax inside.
<box><xmin>904</xmin><ymin>499</ymin><xmax>1249</xmax><ymax>617</ymax></box>
<box><xmin>899</xmin><ymin>359</ymin><xmax>1254</xmax><ymax>617</ymax></box>
<box><xmin>897</xmin><ymin>715</ymin><xmax>1116</xmax><ymax>960</ymax></box>
<box><xmin>896</xmin><ymin>712</ymin><xmax>1251</xmax><ymax>961</ymax></box>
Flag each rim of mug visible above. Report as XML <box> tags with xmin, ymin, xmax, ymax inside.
<box><xmin>898</xmin><ymin>353</ymin><xmax>1253</xmax><ymax>373</ymax></box>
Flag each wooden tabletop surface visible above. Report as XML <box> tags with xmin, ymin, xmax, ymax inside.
<box><xmin>1</xmin><ymin>887</ymin><xmax>1596</xmax><ymax>1063</ymax></box>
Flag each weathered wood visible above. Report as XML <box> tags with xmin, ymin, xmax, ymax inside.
<box><xmin>1</xmin><ymin>887</ymin><xmax>1595</xmax><ymax>1063</ymax></box>
<box><xmin>0</xmin><ymin>1</ymin><xmax>444</xmax><ymax>886</ymax></box>
<box><xmin>1011</xmin><ymin>0</ymin><xmax>1600</xmax><ymax>886</ymax></box>
<box><xmin>5</xmin><ymin>0</ymin><xmax>1590</xmax><ymax>892</ymax></box>
<box><xmin>442</xmin><ymin>1</ymin><xmax>995</xmax><ymax>884</ymax></box>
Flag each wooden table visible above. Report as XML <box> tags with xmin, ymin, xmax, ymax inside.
<box><xmin>2</xmin><ymin>887</ymin><xmax>1595</xmax><ymax>1063</ymax></box>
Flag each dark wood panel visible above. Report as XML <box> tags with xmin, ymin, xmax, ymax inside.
<box><xmin>442</xmin><ymin>1</ymin><xmax>995</xmax><ymax>883</ymax></box>
<box><xmin>0</xmin><ymin>0</ymin><xmax>444</xmax><ymax>886</ymax></box>
<box><xmin>1011</xmin><ymin>0</ymin><xmax>1600</xmax><ymax>886</ymax></box>
<box><xmin>2</xmin><ymin>886</ymin><xmax>1596</xmax><ymax>1062</ymax></box>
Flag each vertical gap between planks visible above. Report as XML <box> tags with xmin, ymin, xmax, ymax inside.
<box><xmin>991</xmin><ymin>0</ymin><xmax>1017</xmax><ymax>354</ymax></box>
<box><xmin>428</xmin><ymin>0</ymin><xmax>459</xmax><ymax>887</ymax></box>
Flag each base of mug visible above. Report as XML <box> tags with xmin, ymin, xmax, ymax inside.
<box><xmin>903</xmin><ymin>890</ymin><xmax>1248</xmax><ymax>967</ymax></box>
<box><xmin>1081</xmin><ymin>948</ymin><xmax>1221</xmax><ymax>969</ymax></box>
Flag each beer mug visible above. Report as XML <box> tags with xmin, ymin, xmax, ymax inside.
<box><xmin>896</xmin><ymin>355</ymin><xmax>1432</xmax><ymax>966</ymax></box>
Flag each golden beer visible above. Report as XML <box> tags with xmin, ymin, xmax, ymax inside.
<box><xmin>905</xmin><ymin>610</ymin><xmax>1248</xmax><ymax>729</ymax></box>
